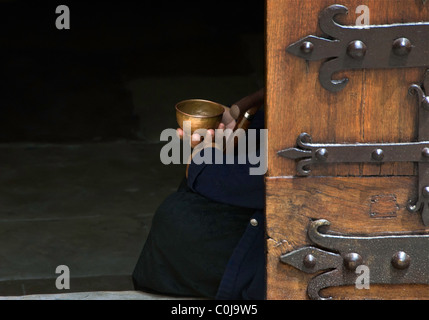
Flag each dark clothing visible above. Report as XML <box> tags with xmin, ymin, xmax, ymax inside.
<box><xmin>132</xmin><ymin>109</ymin><xmax>265</xmax><ymax>299</ymax></box>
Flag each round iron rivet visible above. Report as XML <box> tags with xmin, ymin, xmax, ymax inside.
<box><xmin>391</xmin><ymin>251</ymin><xmax>411</xmax><ymax>270</ymax></box>
<box><xmin>303</xmin><ymin>254</ymin><xmax>317</xmax><ymax>268</ymax></box>
<box><xmin>392</xmin><ymin>38</ymin><xmax>412</xmax><ymax>56</ymax></box>
<box><xmin>250</xmin><ymin>219</ymin><xmax>258</xmax><ymax>227</ymax></box>
<box><xmin>300</xmin><ymin>41</ymin><xmax>314</xmax><ymax>54</ymax></box>
<box><xmin>422</xmin><ymin>147</ymin><xmax>429</xmax><ymax>159</ymax></box>
<box><xmin>343</xmin><ymin>253</ymin><xmax>363</xmax><ymax>271</ymax></box>
<box><xmin>423</xmin><ymin>186</ymin><xmax>429</xmax><ymax>198</ymax></box>
<box><xmin>408</xmin><ymin>204</ymin><xmax>417</xmax><ymax>211</ymax></box>
<box><xmin>347</xmin><ymin>40</ymin><xmax>367</xmax><ymax>60</ymax></box>
<box><xmin>371</xmin><ymin>149</ymin><xmax>384</xmax><ymax>161</ymax></box>
<box><xmin>315</xmin><ymin>148</ymin><xmax>328</xmax><ymax>161</ymax></box>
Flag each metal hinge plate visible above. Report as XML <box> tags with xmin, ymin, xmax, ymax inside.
<box><xmin>280</xmin><ymin>219</ymin><xmax>429</xmax><ymax>300</ymax></box>
<box><xmin>287</xmin><ymin>4</ymin><xmax>429</xmax><ymax>92</ymax></box>
<box><xmin>278</xmin><ymin>71</ymin><xmax>429</xmax><ymax>226</ymax></box>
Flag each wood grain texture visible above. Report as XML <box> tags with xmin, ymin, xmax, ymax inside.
<box><xmin>265</xmin><ymin>0</ymin><xmax>429</xmax><ymax>300</ymax></box>
<box><xmin>266</xmin><ymin>176</ymin><xmax>429</xmax><ymax>300</ymax></box>
<box><xmin>266</xmin><ymin>0</ymin><xmax>429</xmax><ymax>178</ymax></box>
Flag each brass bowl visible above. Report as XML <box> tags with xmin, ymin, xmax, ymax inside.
<box><xmin>175</xmin><ymin>99</ymin><xmax>225</xmax><ymax>134</ymax></box>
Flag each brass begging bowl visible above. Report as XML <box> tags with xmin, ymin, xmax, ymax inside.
<box><xmin>175</xmin><ymin>99</ymin><xmax>225</xmax><ymax>133</ymax></box>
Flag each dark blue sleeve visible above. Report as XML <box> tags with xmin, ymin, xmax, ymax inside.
<box><xmin>187</xmin><ymin>109</ymin><xmax>265</xmax><ymax>210</ymax></box>
<box><xmin>187</xmin><ymin>150</ymin><xmax>265</xmax><ymax>210</ymax></box>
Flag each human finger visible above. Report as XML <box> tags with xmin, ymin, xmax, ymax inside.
<box><xmin>176</xmin><ymin>128</ymin><xmax>184</xmax><ymax>139</ymax></box>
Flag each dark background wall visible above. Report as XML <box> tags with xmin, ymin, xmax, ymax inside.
<box><xmin>0</xmin><ymin>0</ymin><xmax>264</xmax><ymax>142</ymax></box>
<box><xmin>0</xmin><ymin>0</ymin><xmax>265</xmax><ymax>296</ymax></box>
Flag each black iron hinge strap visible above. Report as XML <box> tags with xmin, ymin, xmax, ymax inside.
<box><xmin>286</xmin><ymin>4</ymin><xmax>429</xmax><ymax>92</ymax></box>
<box><xmin>280</xmin><ymin>219</ymin><xmax>429</xmax><ymax>300</ymax></box>
<box><xmin>278</xmin><ymin>71</ymin><xmax>429</xmax><ymax>226</ymax></box>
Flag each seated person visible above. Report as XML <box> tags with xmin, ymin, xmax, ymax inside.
<box><xmin>132</xmin><ymin>93</ymin><xmax>265</xmax><ymax>300</ymax></box>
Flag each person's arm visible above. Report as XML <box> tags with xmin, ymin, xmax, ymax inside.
<box><xmin>187</xmin><ymin>146</ymin><xmax>265</xmax><ymax>210</ymax></box>
<box><xmin>176</xmin><ymin>91</ymin><xmax>265</xmax><ymax>209</ymax></box>
<box><xmin>187</xmin><ymin>108</ymin><xmax>266</xmax><ymax>211</ymax></box>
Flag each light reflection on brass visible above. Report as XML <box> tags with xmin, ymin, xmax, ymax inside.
<box><xmin>175</xmin><ymin>99</ymin><xmax>225</xmax><ymax>133</ymax></box>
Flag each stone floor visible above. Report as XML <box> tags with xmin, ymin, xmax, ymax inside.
<box><xmin>0</xmin><ymin>141</ymin><xmax>186</xmax><ymax>296</ymax></box>
<box><xmin>0</xmin><ymin>291</ymin><xmax>199</xmax><ymax>300</ymax></box>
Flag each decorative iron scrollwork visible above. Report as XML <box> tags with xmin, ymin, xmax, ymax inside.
<box><xmin>286</xmin><ymin>4</ymin><xmax>429</xmax><ymax>92</ymax></box>
<box><xmin>406</xmin><ymin>70</ymin><xmax>429</xmax><ymax>226</ymax></box>
<box><xmin>280</xmin><ymin>219</ymin><xmax>429</xmax><ymax>300</ymax></box>
<box><xmin>278</xmin><ymin>133</ymin><xmax>429</xmax><ymax>176</ymax></box>
<box><xmin>278</xmin><ymin>70</ymin><xmax>429</xmax><ymax>226</ymax></box>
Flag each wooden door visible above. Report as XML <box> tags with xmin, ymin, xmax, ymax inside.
<box><xmin>265</xmin><ymin>0</ymin><xmax>429</xmax><ymax>300</ymax></box>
